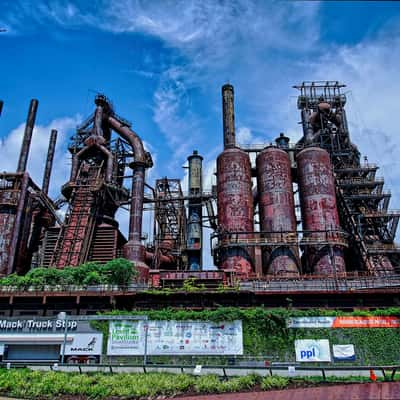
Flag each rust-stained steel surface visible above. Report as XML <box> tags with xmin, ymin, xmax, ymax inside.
<box><xmin>1</xmin><ymin>173</ymin><xmax>29</xmax><ymax>275</ymax></box>
<box><xmin>17</xmin><ymin>99</ymin><xmax>38</xmax><ymax>173</ymax></box>
<box><xmin>297</xmin><ymin>147</ymin><xmax>346</xmax><ymax>275</ymax></box>
<box><xmin>256</xmin><ymin>146</ymin><xmax>299</xmax><ymax>275</ymax></box>
<box><xmin>222</xmin><ymin>84</ymin><xmax>235</xmax><ymax>149</ymax></box>
<box><xmin>0</xmin><ymin>172</ymin><xmax>57</xmax><ymax>275</ymax></box>
<box><xmin>49</xmin><ymin>96</ymin><xmax>151</xmax><ymax>276</ymax></box>
<box><xmin>41</xmin><ymin>129</ymin><xmax>57</xmax><ymax>195</ymax></box>
<box><xmin>107</xmin><ymin>115</ymin><xmax>149</xmax><ymax>267</ymax></box>
<box><xmin>217</xmin><ymin>148</ymin><xmax>254</xmax><ymax>275</ymax></box>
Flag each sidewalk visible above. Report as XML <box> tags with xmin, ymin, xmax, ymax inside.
<box><xmin>177</xmin><ymin>382</ymin><xmax>400</xmax><ymax>400</ymax></box>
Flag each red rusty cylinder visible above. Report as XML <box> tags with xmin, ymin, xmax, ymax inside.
<box><xmin>217</xmin><ymin>147</ymin><xmax>254</xmax><ymax>275</ymax></box>
<box><xmin>256</xmin><ymin>146</ymin><xmax>299</xmax><ymax>276</ymax></box>
<box><xmin>297</xmin><ymin>147</ymin><xmax>346</xmax><ymax>275</ymax></box>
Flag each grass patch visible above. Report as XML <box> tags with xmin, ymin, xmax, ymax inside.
<box><xmin>0</xmin><ymin>369</ymin><xmax>391</xmax><ymax>399</ymax></box>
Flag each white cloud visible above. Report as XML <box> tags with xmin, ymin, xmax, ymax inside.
<box><xmin>306</xmin><ymin>33</ymin><xmax>400</xmax><ymax>208</ymax></box>
<box><xmin>1</xmin><ymin>1</ymin><xmax>321</xmax><ymax>169</ymax></box>
<box><xmin>0</xmin><ymin>116</ymin><xmax>80</xmax><ymax>198</ymax></box>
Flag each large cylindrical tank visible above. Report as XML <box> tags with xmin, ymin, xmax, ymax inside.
<box><xmin>297</xmin><ymin>147</ymin><xmax>346</xmax><ymax>275</ymax></box>
<box><xmin>256</xmin><ymin>146</ymin><xmax>299</xmax><ymax>275</ymax></box>
<box><xmin>217</xmin><ymin>147</ymin><xmax>254</xmax><ymax>275</ymax></box>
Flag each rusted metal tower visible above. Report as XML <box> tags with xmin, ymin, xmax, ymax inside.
<box><xmin>295</xmin><ymin>81</ymin><xmax>400</xmax><ymax>275</ymax></box>
<box><xmin>42</xmin><ymin>95</ymin><xmax>153</xmax><ymax>277</ymax></box>
<box><xmin>216</xmin><ymin>84</ymin><xmax>254</xmax><ymax>276</ymax></box>
<box><xmin>149</xmin><ymin>178</ymin><xmax>186</xmax><ymax>270</ymax></box>
<box><xmin>0</xmin><ymin>100</ymin><xmax>59</xmax><ymax>275</ymax></box>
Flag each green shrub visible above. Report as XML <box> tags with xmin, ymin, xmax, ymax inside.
<box><xmin>261</xmin><ymin>376</ymin><xmax>289</xmax><ymax>390</ymax></box>
<box><xmin>0</xmin><ymin>258</ymin><xmax>137</xmax><ymax>288</ymax></box>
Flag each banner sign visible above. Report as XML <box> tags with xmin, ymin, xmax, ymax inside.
<box><xmin>288</xmin><ymin>316</ymin><xmax>400</xmax><ymax>329</ymax></box>
<box><xmin>295</xmin><ymin>339</ymin><xmax>331</xmax><ymax>362</ymax></box>
<box><xmin>65</xmin><ymin>333</ymin><xmax>103</xmax><ymax>356</ymax></box>
<box><xmin>288</xmin><ymin>317</ymin><xmax>335</xmax><ymax>328</ymax></box>
<box><xmin>332</xmin><ymin>344</ymin><xmax>355</xmax><ymax>361</ymax></box>
<box><xmin>107</xmin><ymin>320</ymin><xmax>243</xmax><ymax>356</ymax></box>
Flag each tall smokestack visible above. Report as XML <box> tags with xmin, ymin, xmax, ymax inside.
<box><xmin>222</xmin><ymin>84</ymin><xmax>235</xmax><ymax>149</ymax></box>
<box><xmin>17</xmin><ymin>99</ymin><xmax>39</xmax><ymax>172</ymax></box>
<box><xmin>42</xmin><ymin>129</ymin><xmax>57</xmax><ymax>195</ymax></box>
<box><xmin>187</xmin><ymin>150</ymin><xmax>203</xmax><ymax>271</ymax></box>
<box><xmin>0</xmin><ymin>100</ymin><xmax>3</xmax><ymax>117</ymax></box>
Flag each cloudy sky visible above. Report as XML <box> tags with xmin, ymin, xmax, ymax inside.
<box><xmin>1</xmin><ymin>0</ymin><xmax>400</xmax><ymax>266</ymax></box>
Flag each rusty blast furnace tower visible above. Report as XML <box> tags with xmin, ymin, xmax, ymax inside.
<box><xmin>295</xmin><ymin>81</ymin><xmax>399</xmax><ymax>275</ymax></box>
<box><xmin>212</xmin><ymin>81</ymin><xmax>400</xmax><ymax>277</ymax></box>
<box><xmin>42</xmin><ymin>95</ymin><xmax>153</xmax><ymax>275</ymax></box>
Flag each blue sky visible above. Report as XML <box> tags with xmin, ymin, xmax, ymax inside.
<box><xmin>1</xmin><ymin>1</ymin><xmax>400</xmax><ymax>266</ymax></box>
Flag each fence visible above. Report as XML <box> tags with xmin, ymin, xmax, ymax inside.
<box><xmin>4</xmin><ymin>362</ymin><xmax>400</xmax><ymax>381</ymax></box>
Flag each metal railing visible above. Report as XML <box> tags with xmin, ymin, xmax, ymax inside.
<box><xmin>3</xmin><ymin>362</ymin><xmax>400</xmax><ymax>381</ymax></box>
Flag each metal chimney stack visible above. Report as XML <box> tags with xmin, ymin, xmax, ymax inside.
<box><xmin>222</xmin><ymin>84</ymin><xmax>235</xmax><ymax>149</ymax></box>
<box><xmin>17</xmin><ymin>99</ymin><xmax>39</xmax><ymax>172</ymax></box>
<box><xmin>187</xmin><ymin>150</ymin><xmax>203</xmax><ymax>271</ymax></box>
<box><xmin>42</xmin><ymin>129</ymin><xmax>57</xmax><ymax>195</ymax></box>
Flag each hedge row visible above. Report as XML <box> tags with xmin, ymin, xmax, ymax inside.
<box><xmin>0</xmin><ymin>259</ymin><xmax>137</xmax><ymax>288</ymax></box>
<box><xmin>98</xmin><ymin>307</ymin><xmax>400</xmax><ymax>365</ymax></box>
<box><xmin>0</xmin><ymin>369</ymin><xmax>377</xmax><ymax>399</ymax></box>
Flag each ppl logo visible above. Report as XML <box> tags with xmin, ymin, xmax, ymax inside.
<box><xmin>296</xmin><ymin>340</ymin><xmax>330</xmax><ymax>362</ymax></box>
<box><xmin>300</xmin><ymin>345</ymin><xmax>320</xmax><ymax>360</ymax></box>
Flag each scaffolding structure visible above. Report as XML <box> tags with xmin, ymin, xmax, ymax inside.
<box><xmin>150</xmin><ymin>178</ymin><xmax>187</xmax><ymax>270</ymax></box>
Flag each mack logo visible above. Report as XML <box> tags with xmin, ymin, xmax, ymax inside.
<box><xmin>0</xmin><ymin>320</ymin><xmax>24</xmax><ymax>329</ymax></box>
<box><xmin>71</xmin><ymin>337</ymin><xmax>97</xmax><ymax>352</ymax></box>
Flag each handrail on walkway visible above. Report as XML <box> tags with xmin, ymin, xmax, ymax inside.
<box><xmin>2</xmin><ymin>362</ymin><xmax>399</xmax><ymax>382</ymax></box>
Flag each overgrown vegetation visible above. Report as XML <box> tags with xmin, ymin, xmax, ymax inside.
<box><xmin>96</xmin><ymin>307</ymin><xmax>400</xmax><ymax>365</ymax></box>
<box><xmin>0</xmin><ymin>259</ymin><xmax>137</xmax><ymax>288</ymax></box>
<box><xmin>0</xmin><ymin>369</ymin><xmax>386</xmax><ymax>399</ymax></box>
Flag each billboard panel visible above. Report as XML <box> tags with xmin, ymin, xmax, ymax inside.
<box><xmin>107</xmin><ymin>320</ymin><xmax>243</xmax><ymax>356</ymax></box>
<box><xmin>332</xmin><ymin>344</ymin><xmax>355</xmax><ymax>361</ymax></box>
<box><xmin>65</xmin><ymin>333</ymin><xmax>103</xmax><ymax>356</ymax></box>
<box><xmin>288</xmin><ymin>316</ymin><xmax>400</xmax><ymax>329</ymax></box>
<box><xmin>295</xmin><ymin>339</ymin><xmax>331</xmax><ymax>362</ymax></box>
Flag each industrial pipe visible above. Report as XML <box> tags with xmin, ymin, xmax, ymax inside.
<box><xmin>42</xmin><ymin>129</ymin><xmax>57</xmax><ymax>195</ymax></box>
<box><xmin>222</xmin><ymin>84</ymin><xmax>235</xmax><ymax>149</ymax></box>
<box><xmin>107</xmin><ymin>115</ymin><xmax>148</xmax><ymax>264</ymax></box>
<box><xmin>17</xmin><ymin>99</ymin><xmax>38</xmax><ymax>172</ymax></box>
<box><xmin>93</xmin><ymin>105</ymin><xmax>104</xmax><ymax>137</ymax></box>
<box><xmin>0</xmin><ymin>100</ymin><xmax>3</xmax><ymax>117</ymax></box>
<box><xmin>5</xmin><ymin>173</ymin><xmax>30</xmax><ymax>275</ymax></box>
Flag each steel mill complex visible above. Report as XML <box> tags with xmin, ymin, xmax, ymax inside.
<box><xmin>0</xmin><ymin>81</ymin><xmax>400</xmax><ymax>315</ymax></box>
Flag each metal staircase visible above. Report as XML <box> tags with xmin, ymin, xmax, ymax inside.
<box><xmin>51</xmin><ymin>163</ymin><xmax>103</xmax><ymax>267</ymax></box>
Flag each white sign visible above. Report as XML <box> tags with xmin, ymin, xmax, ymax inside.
<box><xmin>333</xmin><ymin>344</ymin><xmax>355</xmax><ymax>361</ymax></box>
<box><xmin>287</xmin><ymin>317</ymin><xmax>335</xmax><ymax>329</ymax></box>
<box><xmin>193</xmin><ymin>365</ymin><xmax>202</xmax><ymax>375</ymax></box>
<box><xmin>65</xmin><ymin>333</ymin><xmax>103</xmax><ymax>355</ymax></box>
<box><xmin>295</xmin><ymin>339</ymin><xmax>331</xmax><ymax>362</ymax></box>
<box><xmin>107</xmin><ymin>320</ymin><xmax>243</xmax><ymax>356</ymax></box>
